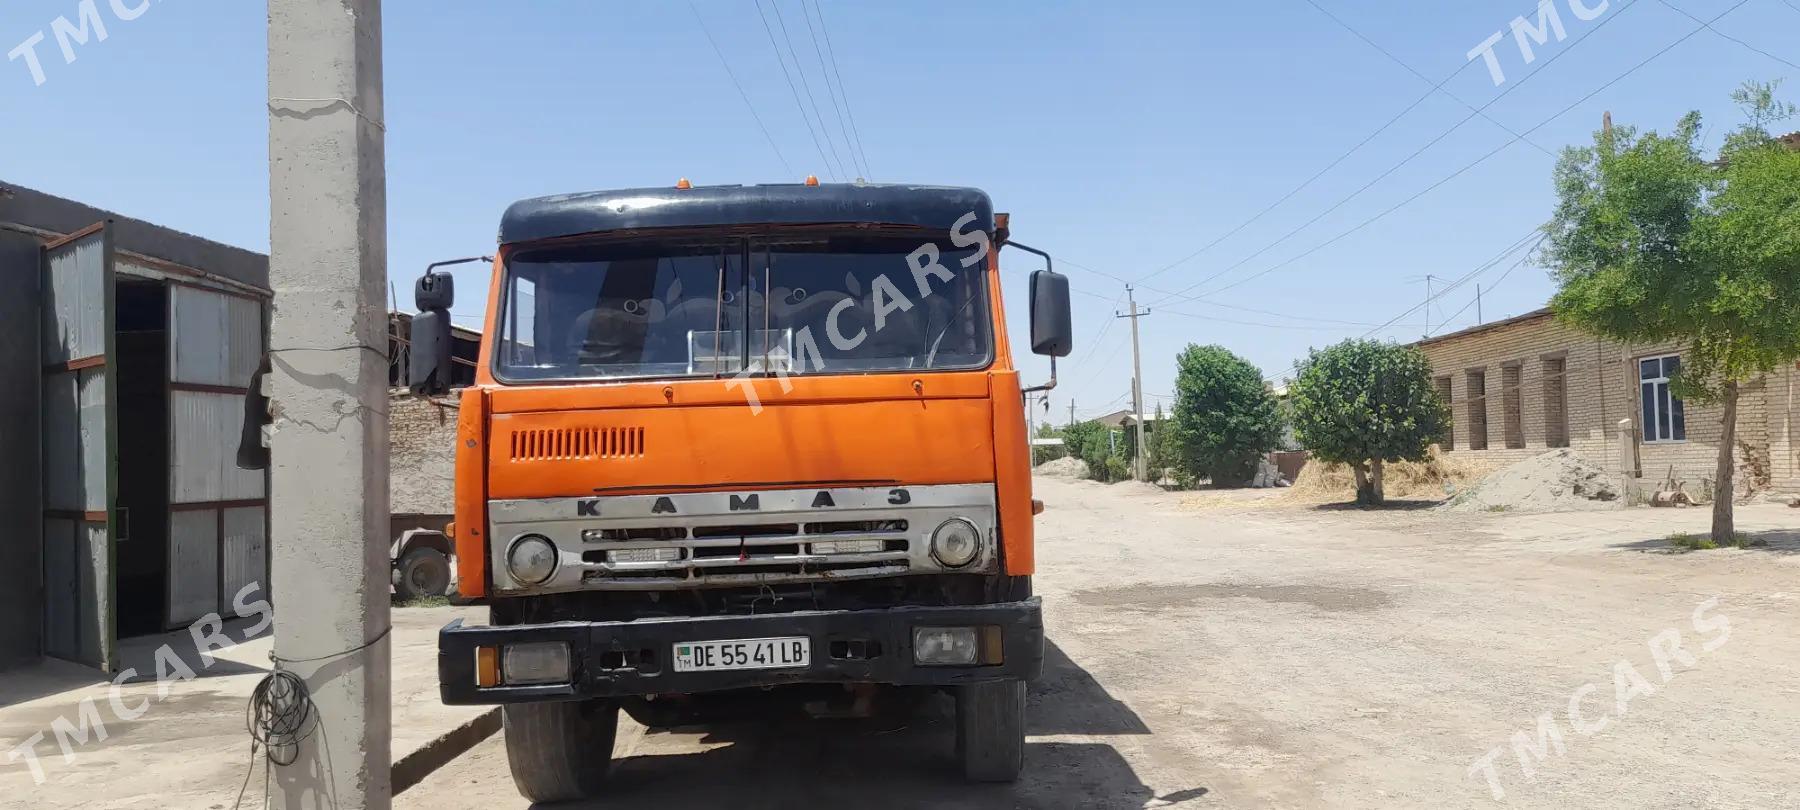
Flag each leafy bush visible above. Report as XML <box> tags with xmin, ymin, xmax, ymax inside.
<box><xmin>1167</xmin><ymin>345</ymin><xmax>1284</xmax><ymax>487</ymax></box>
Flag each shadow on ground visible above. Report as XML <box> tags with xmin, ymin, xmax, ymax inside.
<box><xmin>1311</xmin><ymin>499</ymin><xmax>1442</xmax><ymax>512</ymax></box>
<box><xmin>115</xmin><ymin>616</ymin><xmax>272</xmax><ymax>682</ymax></box>
<box><xmin>534</xmin><ymin>640</ymin><xmax>1205</xmax><ymax>810</ymax></box>
<box><xmin>1610</xmin><ymin>527</ymin><xmax>1800</xmax><ymax>555</ymax></box>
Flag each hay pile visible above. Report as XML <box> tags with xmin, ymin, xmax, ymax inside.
<box><xmin>1034</xmin><ymin>456</ymin><xmax>1091</xmax><ymax>480</ymax></box>
<box><xmin>1441</xmin><ymin>448</ymin><xmax>1622</xmax><ymax>513</ymax></box>
<box><xmin>1286</xmin><ymin>448</ymin><xmax>1480</xmax><ymax>502</ymax></box>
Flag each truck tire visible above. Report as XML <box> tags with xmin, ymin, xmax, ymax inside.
<box><xmin>954</xmin><ymin>679</ymin><xmax>1026</xmax><ymax>782</ymax></box>
<box><xmin>395</xmin><ymin>547</ymin><xmax>450</xmax><ymax>601</ymax></box>
<box><xmin>503</xmin><ymin>700</ymin><xmax>618</xmax><ymax>803</ymax></box>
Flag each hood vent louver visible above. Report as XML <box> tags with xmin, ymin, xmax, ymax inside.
<box><xmin>509</xmin><ymin>426</ymin><xmax>646</xmax><ymax>462</ymax></box>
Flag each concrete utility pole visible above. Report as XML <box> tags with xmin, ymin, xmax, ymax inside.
<box><xmin>1068</xmin><ymin>399</ymin><xmax>1076</xmax><ymax>428</ymax></box>
<box><xmin>267</xmin><ymin>2</ymin><xmax>390</xmax><ymax>808</ymax></box>
<box><xmin>1117</xmin><ymin>287</ymin><xmax>1151</xmax><ymax>482</ymax></box>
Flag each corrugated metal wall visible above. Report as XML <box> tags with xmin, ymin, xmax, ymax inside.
<box><xmin>221</xmin><ymin>506</ymin><xmax>267</xmax><ymax>615</ymax></box>
<box><xmin>166</xmin><ymin>285</ymin><xmax>268</xmax><ymax>626</ymax></box>
<box><xmin>167</xmin><ymin>509</ymin><xmax>219</xmax><ymax>626</ymax></box>
<box><xmin>38</xmin><ymin>228</ymin><xmax>114</xmax><ymax>670</ymax></box>
<box><xmin>171</xmin><ymin>391</ymin><xmax>265</xmax><ymax>502</ymax></box>
<box><xmin>40</xmin><ymin>236</ymin><xmax>106</xmax><ymax>364</ymax></box>
<box><xmin>171</xmin><ymin>285</ymin><xmax>261</xmax><ymax>388</ymax></box>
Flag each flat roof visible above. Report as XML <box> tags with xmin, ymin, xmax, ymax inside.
<box><xmin>0</xmin><ymin>181</ymin><xmax>267</xmax><ymax>291</ymax></box>
<box><xmin>498</xmin><ymin>182</ymin><xmax>993</xmax><ymax>245</ymax></box>
<box><xmin>1412</xmin><ymin>307</ymin><xmax>1553</xmax><ymax>348</ymax></box>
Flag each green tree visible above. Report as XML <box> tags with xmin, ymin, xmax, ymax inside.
<box><xmin>1145</xmin><ymin>402</ymin><xmax>1171</xmax><ymax>484</ymax></box>
<box><xmin>1031</xmin><ymin>423</ymin><xmax>1066</xmax><ymax>465</ymax></box>
<box><xmin>1543</xmin><ymin>80</ymin><xmax>1800</xmax><ymax>542</ymax></box>
<box><xmin>1168</xmin><ymin>345</ymin><xmax>1284</xmax><ymax>487</ymax></box>
<box><xmin>1058</xmin><ymin>420</ymin><xmax>1123</xmax><ymax>482</ymax></box>
<box><xmin>1289</xmin><ymin>339</ymin><xmax>1448</xmax><ymax>505</ymax></box>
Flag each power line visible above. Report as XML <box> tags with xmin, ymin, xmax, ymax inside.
<box><xmin>1299</xmin><ymin>0</ymin><xmax>1556</xmax><ymax>157</ymax></box>
<box><xmin>753</xmin><ymin>0</ymin><xmax>839</xmax><ymax>179</ymax></box>
<box><xmin>1361</xmin><ymin>232</ymin><xmax>1544</xmax><ymax>339</ymax></box>
<box><xmin>1070</xmin><ymin>289</ymin><xmax>1129</xmax><ymax>373</ymax></box>
<box><xmin>800</xmin><ymin>0</ymin><xmax>869</xmax><ymax>179</ymax></box>
<box><xmin>768</xmin><ymin>0</ymin><xmax>849</xmax><ymax>181</ymax></box>
<box><xmin>1650</xmin><ymin>0</ymin><xmax>1800</xmax><ymax>70</ymax></box>
<box><xmin>1058</xmin><ymin>257</ymin><xmax>1132</xmax><ymax>285</ymax></box>
<box><xmin>1175</xmin><ymin>298</ymin><xmax>1386</xmax><ymax>327</ymax></box>
<box><xmin>809</xmin><ymin>0</ymin><xmax>872</xmax><ymax>179</ymax></box>
<box><xmin>1435</xmin><ymin>249</ymin><xmax>1533</xmax><ymax>331</ymax></box>
<box><xmin>1159</xmin><ymin>0</ymin><xmax>1741</xmax><ymax>306</ymax></box>
<box><xmin>1144</xmin><ymin>0</ymin><xmax>1640</xmax><ymax>303</ymax></box>
<box><xmin>1130</xmin><ymin>0</ymin><xmax>1578</xmax><ymax>287</ymax></box>
<box><xmin>1155</xmin><ymin>307</ymin><xmax>1371</xmax><ymax>332</ymax></box>
<box><xmin>689</xmin><ymin>2</ymin><xmax>794</xmax><ymax>176</ymax></box>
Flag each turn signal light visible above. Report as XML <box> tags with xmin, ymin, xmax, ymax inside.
<box><xmin>804</xmin><ymin>174</ymin><xmax>819</xmax><ymax>186</ymax></box>
<box><xmin>676</xmin><ymin>178</ymin><xmax>692</xmax><ymax>189</ymax></box>
<box><xmin>475</xmin><ymin>646</ymin><xmax>501</xmax><ymax>688</ymax></box>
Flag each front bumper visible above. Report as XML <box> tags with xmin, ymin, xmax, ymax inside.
<box><xmin>438</xmin><ymin>597</ymin><xmax>1043</xmax><ymax>704</ymax></box>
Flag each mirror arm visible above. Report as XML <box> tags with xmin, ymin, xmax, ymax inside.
<box><xmin>427</xmin><ymin>255</ymin><xmax>494</xmax><ymax>274</ymax></box>
<box><xmin>1022</xmin><ymin>355</ymin><xmax>1057</xmax><ymax>395</ymax></box>
<box><xmin>1005</xmin><ymin>240</ymin><xmax>1058</xmax><ymax>396</ymax></box>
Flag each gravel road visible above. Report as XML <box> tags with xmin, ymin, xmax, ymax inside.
<box><xmin>399</xmin><ymin>476</ymin><xmax>1800</xmax><ymax>809</ymax></box>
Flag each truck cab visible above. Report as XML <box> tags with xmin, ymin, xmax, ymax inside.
<box><xmin>411</xmin><ymin>181</ymin><xmax>1072</xmax><ymax>801</ymax></box>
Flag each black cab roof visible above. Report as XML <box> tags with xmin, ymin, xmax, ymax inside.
<box><xmin>498</xmin><ymin>182</ymin><xmax>993</xmax><ymax>244</ymax></box>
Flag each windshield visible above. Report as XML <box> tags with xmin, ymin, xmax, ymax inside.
<box><xmin>496</xmin><ymin>234</ymin><xmax>992</xmax><ymax>381</ymax></box>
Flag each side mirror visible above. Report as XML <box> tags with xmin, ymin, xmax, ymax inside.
<box><xmin>415</xmin><ymin>269</ymin><xmax>455</xmax><ymax>311</ymax></box>
<box><xmin>409</xmin><ymin>270</ymin><xmax>455</xmax><ymax>396</ymax></box>
<box><xmin>1029</xmin><ymin>269</ymin><xmax>1072</xmax><ymax>357</ymax></box>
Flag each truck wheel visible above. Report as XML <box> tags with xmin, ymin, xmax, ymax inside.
<box><xmin>954</xmin><ymin>679</ymin><xmax>1026</xmax><ymax>782</ymax></box>
<box><xmin>503</xmin><ymin>700</ymin><xmax>618</xmax><ymax>803</ymax></box>
<box><xmin>395</xmin><ymin>548</ymin><xmax>450</xmax><ymax>601</ymax></box>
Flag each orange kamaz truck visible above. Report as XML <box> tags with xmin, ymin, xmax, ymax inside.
<box><xmin>407</xmin><ymin>181</ymin><xmax>1072</xmax><ymax>801</ymax></box>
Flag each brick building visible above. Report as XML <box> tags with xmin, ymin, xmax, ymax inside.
<box><xmin>1414</xmin><ymin>308</ymin><xmax>1799</xmax><ymax>500</ymax></box>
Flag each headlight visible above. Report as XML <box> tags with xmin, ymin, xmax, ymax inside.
<box><xmin>929</xmin><ymin>518</ymin><xmax>981</xmax><ymax>568</ymax></box>
<box><xmin>506</xmin><ymin>534</ymin><xmax>558</xmax><ymax>584</ymax></box>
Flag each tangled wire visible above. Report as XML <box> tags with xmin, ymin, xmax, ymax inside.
<box><xmin>233</xmin><ymin>626</ymin><xmax>391</xmax><ymax>809</ymax></box>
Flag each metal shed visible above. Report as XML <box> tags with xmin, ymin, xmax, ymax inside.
<box><xmin>2</xmin><ymin>182</ymin><xmax>270</xmax><ymax>672</ymax></box>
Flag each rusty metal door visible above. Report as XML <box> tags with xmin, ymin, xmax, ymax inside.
<box><xmin>39</xmin><ymin>223</ymin><xmax>118</xmax><ymax>671</ymax></box>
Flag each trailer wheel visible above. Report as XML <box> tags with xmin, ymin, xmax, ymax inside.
<box><xmin>503</xmin><ymin>700</ymin><xmax>618</xmax><ymax>803</ymax></box>
<box><xmin>954</xmin><ymin>679</ymin><xmax>1026</xmax><ymax>782</ymax></box>
<box><xmin>394</xmin><ymin>547</ymin><xmax>450</xmax><ymax>601</ymax></box>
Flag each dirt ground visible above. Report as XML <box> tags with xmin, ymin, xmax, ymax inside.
<box><xmin>398</xmin><ymin>477</ymin><xmax>1800</xmax><ymax>810</ymax></box>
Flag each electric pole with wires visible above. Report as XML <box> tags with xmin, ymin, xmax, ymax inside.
<box><xmin>1117</xmin><ymin>286</ymin><xmax>1152</xmax><ymax>481</ymax></box>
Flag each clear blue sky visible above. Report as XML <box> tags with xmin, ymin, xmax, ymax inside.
<box><xmin>3</xmin><ymin>0</ymin><xmax>1796</xmax><ymax>422</ymax></box>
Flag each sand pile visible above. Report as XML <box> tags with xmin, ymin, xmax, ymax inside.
<box><xmin>1441</xmin><ymin>448</ymin><xmax>1622</xmax><ymax>513</ymax></box>
<box><xmin>1034</xmin><ymin>456</ymin><xmax>1091</xmax><ymax>480</ymax></box>
<box><xmin>1287</xmin><ymin>448</ymin><xmax>1478</xmax><ymax>502</ymax></box>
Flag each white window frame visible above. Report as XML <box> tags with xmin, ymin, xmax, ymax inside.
<box><xmin>1639</xmin><ymin>354</ymin><xmax>1686</xmax><ymax>443</ymax></box>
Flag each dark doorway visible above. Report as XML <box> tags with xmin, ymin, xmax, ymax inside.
<box><xmin>114</xmin><ymin>280</ymin><xmax>169</xmax><ymax>638</ymax></box>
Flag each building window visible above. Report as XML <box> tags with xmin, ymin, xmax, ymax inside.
<box><xmin>1542</xmin><ymin>356</ymin><xmax>1569</xmax><ymax>448</ymax></box>
<box><xmin>1435</xmin><ymin>376</ymin><xmax>1453</xmax><ymax>450</ymax></box>
<box><xmin>1501</xmin><ymin>364</ymin><xmax>1524</xmax><ymax>449</ymax></box>
<box><xmin>1640</xmin><ymin>354</ymin><xmax>1686</xmax><ymax>443</ymax></box>
<box><xmin>1466</xmin><ymin>370</ymin><xmax>1488</xmax><ymax>451</ymax></box>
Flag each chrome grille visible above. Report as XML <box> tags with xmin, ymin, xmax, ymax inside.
<box><xmin>487</xmin><ymin>484</ymin><xmax>997</xmax><ymax>593</ymax></box>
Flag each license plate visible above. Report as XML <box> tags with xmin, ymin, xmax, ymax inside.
<box><xmin>673</xmin><ymin>636</ymin><xmax>810</xmax><ymax>673</ymax></box>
